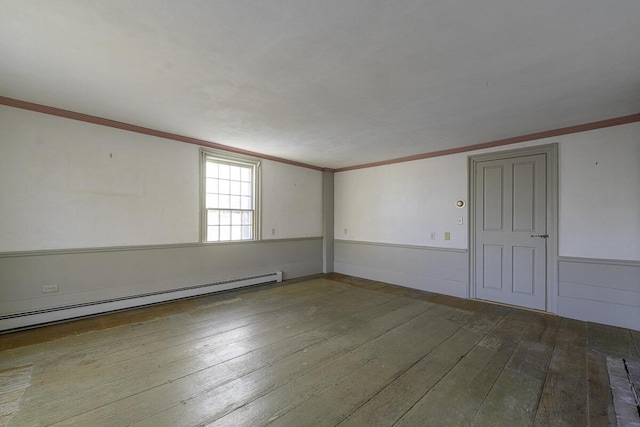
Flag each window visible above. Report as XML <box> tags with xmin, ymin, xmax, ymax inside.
<box><xmin>201</xmin><ymin>149</ymin><xmax>260</xmax><ymax>242</ymax></box>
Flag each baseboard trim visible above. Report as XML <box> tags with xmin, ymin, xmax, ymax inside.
<box><xmin>0</xmin><ymin>272</ymin><xmax>282</xmax><ymax>332</ymax></box>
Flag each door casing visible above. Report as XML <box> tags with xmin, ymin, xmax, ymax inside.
<box><xmin>468</xmin><ymin>143</ymin><xmax>559</xmax><ymax>313</ymax></box>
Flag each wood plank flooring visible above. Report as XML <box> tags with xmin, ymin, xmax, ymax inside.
<box><xmin>0</xmin><ymin>273</ymin><xmax>638</xmax><ymax>426</ymax></box>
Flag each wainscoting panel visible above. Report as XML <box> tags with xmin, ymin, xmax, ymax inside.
<box><xmin>334</xmin><ymin>240</ymin><xmax>468</xmax><ymax>298</ymax></box>
<box><xmin>558</xmin><ymin>257</ymin><xmax>640</xmax><ymax>330</ymax></box>
<box><xmin>0</xmin><ymin>238</ymin><xmax>323</xmax><ymax>330</ymax></box>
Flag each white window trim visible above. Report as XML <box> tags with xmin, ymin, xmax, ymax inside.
<box><xmin>200</xmin><ymin>148</ymin><xmax>261</xmax><ymax>243</ymax></box>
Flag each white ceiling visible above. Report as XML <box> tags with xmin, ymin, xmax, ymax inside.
<box><xmin>1</xmin><ymin>1</ymin><xmax>639</xmax><ymax>169</ymax></box>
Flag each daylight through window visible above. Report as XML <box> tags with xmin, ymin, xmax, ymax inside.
<box><xmin>202</xmin><ymin>151</ymin><xmax>259</xmax><ymax>242</ymax></box>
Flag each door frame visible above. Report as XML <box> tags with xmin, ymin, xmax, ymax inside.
<box><xmin>468</xmin><ymin>143</ymin><xmax>559</xmax><ymax>313</ymax></box>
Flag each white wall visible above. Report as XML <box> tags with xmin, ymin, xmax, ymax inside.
<box><xmin>0</xmin><ymin>106</ymin><xmax>199</xmax><ymax>251</ymax></box>
<box><xmin>335</xmin><ymin>153</ymin><xmax>468</xmax><ymax>249</ymax></box>
<box><xmin>557</xmin><ymin>124</ymin><xmax>640</xmax><ymax>260</ymax></box>
<box><xmin>261</xmin><ymin>160</ymin><xmax>323</xmax><ymax>239</ymax></box>
<box><xmin>334</xmin><ymin>121</ymin><xmax>640</xmax><ymax>329</ymax></box>
<box><xmin>0</xmin><ymin>104</ymin><xmax>324</xmax><ymax>328</ymax></box>
<box><xmin>335</xmin><ymin>122</ymin><xmax>640</xmax><ymax>261</ymax></box>
<box><xmin>0</xmin><ymin>105</ymin><xmax>323</xmax><ymax>253</ymax></box>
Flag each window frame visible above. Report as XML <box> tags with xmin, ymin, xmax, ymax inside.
<box><xmin>200</xmin><ymin>148</ymin><xmax>261</xmax><ymax>243</ymax></box>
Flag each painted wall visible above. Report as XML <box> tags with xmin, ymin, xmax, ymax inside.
<box><xmin>0</xmin><ymin>105</ymin><xmax>323</xmax><ymax>327</ymax></box>
<box><xmin>558</xmin><ymin>124</ymin><xmax>640</xmax><ymax>260</ymax></box>
<box><xmin>335</xmin><ymin>154</ymin><xmax>467</xmax><ymax>249</ymax></box>
<box><xmin>334</xmin><ymin>122</ymin><xmax>640</xmax><ymax>329</ymax></box>
<box><xmin>0</xmin><ymin>105</ymin><xmax>323</xmax><ymax>252</ymax></box>
<box><xmin>0</xmin><ymin>239</ymin><xmax>322</xmax><ymax>326</ymax></box>
<box><xmin>0</xmin><ymin>106</ymin><xmax>199</xmax><ymax>251</ymax></box>
<box><xmin>261</xmin><ymin>160</ymin><xmax>322</xmax><ymax>240</ymax></box>
<box><xmin>335</xmin><ymin>122</ymin><xmax>640</xmax><ymax>261</ymax></box>
<box><xmin>1</xmin><ymin>103</ymin><xmax>637</xmax><ymax>330</ymax></box>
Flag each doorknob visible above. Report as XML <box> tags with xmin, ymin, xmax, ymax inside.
<box><xmin>531</xmin><ymin>234</ymin><xmax>549</xmax><ymax>238</ymax></box>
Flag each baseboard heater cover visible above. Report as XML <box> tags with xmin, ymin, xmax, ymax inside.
<box><xmin>0</xmin><ymin>271</ymin><xmax>283</xmax><ymax>332</ymax></box>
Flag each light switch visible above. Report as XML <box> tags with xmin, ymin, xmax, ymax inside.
<box><xmin>457</xmin><ymin>217</ymin><xmax>463</xmax><ymax>225</ymax></box>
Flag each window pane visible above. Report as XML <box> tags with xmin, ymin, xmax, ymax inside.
<box><xmin>206</xmin><ymin>178</ymin><xmax>219</xmax><ymax>193</ymax></box>
<box><xmin>219</xmin><ymin>180</ymin><xmax>230</xmax><ymax>194</ymax></box>
<box><xmin>231</xmin><ymin>225</ymin><xmax>242</xmax><ymax>240</ymax></box>
<box><xmin>230</xmin><ymin>181</ymin><xmax>241</xmax><ymax>195</ymax></box>
<box><xmin>202</xmin><ymin>155</ymin><xmax>258</xmax><ymax>243</ymax></box>
<box><xmin>207</xmin><ymin>226</ymin><xmax>219</xmax><ymax>241</ymax></box>
<box><xmin>220</xmin><ymin>226</ymin><xmax>231</xmax><ymax>241</ymax></box>
<box><xmin>230</xmin><ymin>166</ymin><xmax>241</xmax><ymax>181</ymax></box>
<box><xmin>206</xmin><ymin>194</ymin><xmax>218</xmax><ymax>209</ymax></box>
<box><xmin>231</xmin><ymin>211</ymin><xmax>242</xmax><ymax>225</ymax></box>
<box><xmin>241</xmin><ymin>211</ymin><xmax>252</xmax><ymax>225</ymax></box>
<box><xmin>219</xmin><ymin>164</ymin><xmax>230</xmax><ymax>179</ymax></box>
<box><xmin>206</xmin><ymin>162</ymin><xmax>218</xmax><ymax>178</ymax></box>
<box><xmin>207</xmin><ymin>210</ymin><xmax>219</xmax><ymax>225</ymax></box>
<box><xmin>242</xmin><ymin>226</ymin><xmax>253</xmax><ymax>240</ymax></box>
<box><xmin>220</xmin><ymin>210</ymin><xmax>231</xmax><ymax>225</ymax></box>
<box><xmin>241</xmin><ymin>196</ymin><xmax>252</xmax><ymax>210</ymax></box>
<box><xmin>241</xmin><ymin>167</ymin><xmax>251</xmax><ymax>182</ymax></box>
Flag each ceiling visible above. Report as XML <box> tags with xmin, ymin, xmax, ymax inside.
<box><xmin>1</xmin><ymin>1</ymin><xmax>639</xmax><ymax>169</ymax></box>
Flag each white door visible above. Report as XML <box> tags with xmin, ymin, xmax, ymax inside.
<box><xmin>474</xmin><ymin>153</ymin><xmax>547</xmax><ymax>310</ymax></box>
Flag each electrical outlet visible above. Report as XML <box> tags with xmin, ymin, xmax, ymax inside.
<box><xmin>444</xmin><ymin>232</ymin><xmax>451</xmax><ymax>241</ymax></box>
<box><xmin>430</xmin><ymin>232</ymin><xmax>436</xmax><ymax>240</ymax></box>
<box><xmin>344</xmin><ymin>228</ymin><xmax>348</xmax><ymax>235</ymax></box>
<box><xmin>42</xmin><ymin>285</ymin><xmax>59</xmax><ymax>293</ymax></box>
<box><xmin>271</xmin><ymin>228</ymin><xmax>276</xmax><ymax>236</ymax></box>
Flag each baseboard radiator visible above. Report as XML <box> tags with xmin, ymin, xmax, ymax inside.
<box><xmin>0</xmin><ymin>271</ymin><xmax>283</xmax><ymax>333</ymax></box>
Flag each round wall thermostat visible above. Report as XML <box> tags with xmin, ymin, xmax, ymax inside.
<box><xmin>456</xmin><ymin>200</ymin><xmax>466</xmax><ymax>208</ymax></box>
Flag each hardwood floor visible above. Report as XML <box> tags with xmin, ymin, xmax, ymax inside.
<box><xmin>1</xmin><ymin>274</ymin><xmax>638</xmax><ymax>426</ymax></box>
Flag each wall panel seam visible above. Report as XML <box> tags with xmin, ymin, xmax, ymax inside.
<box><xmin>557</xmin><ymin>287</ymin><xmax>640</xmax><ymax>308</ymax></box>
<box><xmin>0</xmin><ymin>237</ymin><xmax>324</xmax><ymax>258</ymax></box>
<box><xmin>334</xmin><ymin>239</ymin><xmax>468</xmax><ymax>253</ymax></box>
<box><xmin>558</xmin><ymin>256</ymin><xmax>640</xmax><ymax>267</ymax></box>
